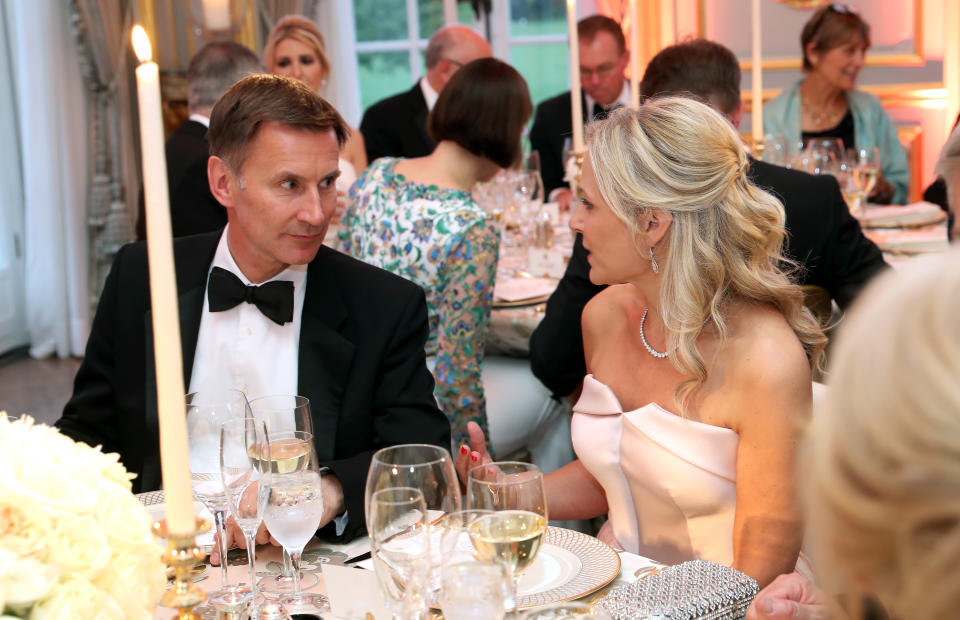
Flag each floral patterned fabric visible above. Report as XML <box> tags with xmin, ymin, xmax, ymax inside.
<box><xmin>338</xmin><ymin>158</ymin><xmax>500</xmax><ymax>446</ymax></box>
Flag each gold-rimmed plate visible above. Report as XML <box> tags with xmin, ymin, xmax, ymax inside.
<box><xmin>516</xmin><ymin>527</ymin><xmax>621</xmax><ymax>609</ymax></box>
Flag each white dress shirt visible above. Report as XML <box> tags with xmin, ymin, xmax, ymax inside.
<box><xmin>584</xmin><ymin>81</ymin><xmax>631</xmax><ymax>120</ymax></box>
<box><xmin>188</xmin><ymin>226</ymin><xmax>308</xmax><ymax>401</ymax></box>
<box><xmin>188</xmin><ymin>113</ymin><xmax>210</xmax><ymax>128</ymax></box>
<box><xmin>419</xmin><ymin>76</ymin><xmax>440</xmax><ymax>111</ymax></box>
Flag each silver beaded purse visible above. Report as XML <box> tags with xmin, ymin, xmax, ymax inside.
<box><xmin>596</xmin><ymin>560</ymin><xmax>759</xmax><ymax>620</ymax></box>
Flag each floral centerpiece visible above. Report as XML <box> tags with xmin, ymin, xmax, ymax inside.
<box><xmin>0</xmin><ymin>415</ymin><xmax>165</xmax><ymax>619</ymax></box>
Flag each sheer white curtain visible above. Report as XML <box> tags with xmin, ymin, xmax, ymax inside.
<box><xmin>315</xmin><ymin>0</ymin><xmax>360</xmax><ymax>125</ymax></box>
<box><xmin>8</xmin><ymin>2</ymin><xmax>90</xmax><ymax>358</ymax></box>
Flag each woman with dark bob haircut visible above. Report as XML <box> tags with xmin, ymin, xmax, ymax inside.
<box><xmin>339</xmin><ymin>57</ymin><xmax>532</xmax><ymax>448</ymax></box>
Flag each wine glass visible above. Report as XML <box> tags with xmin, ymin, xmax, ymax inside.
<box><xmin>219</xmin><ymin>417</ymin><xmax>270</xmax><ymax>602</ymax></box>
<box><xmin>262</xmin><ymin>433</ymin><xmax>326</xmax><ymax>614</ymax></box>
<box><xmin>804</xmin><ymin>138</ymin><xmax>845</xmax><ymax>175</ymax></box>
<box><xmin>851</xmin><ymin>147</ymin><xmax>881</xmax><ymax>202</ymax></box>
<box><xmin>185</xmin><ymin>389</ymin><xmax>251</xmax><ymax>601</ymax></box>
<box><xmin>249</xmin><ymin>394</ymin><xmax>320</xmax><ymax>593</ymax></box>
<box><xmin>466</xmin><ymin>461</ymin><xmax>548</xmax><ymax>615</ymax></box>
<box><xmin>369</xmin><ymin>487</ymin><xmax>431</xmax><ymax>620</ymax></box>
<box><xmin>366</xmin><ymin>444</ymin><xmax>460</xmax><ymax>604</ymax></box>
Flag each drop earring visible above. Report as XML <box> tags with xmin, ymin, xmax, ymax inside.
<box><xmin>649</xmin><ymin>247</ymin><xmax>659</xmax><ymax>274</ymax></box>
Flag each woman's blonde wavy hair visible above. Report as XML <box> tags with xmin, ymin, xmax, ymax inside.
<box><xmin>807</xmin><ymin>249</ymin><xmax>960</xmax><ymax>620</ymax></box>
<box><xmin>586</xmin><ymin>97</ymin><xmax>825</xmax><ymax>411</ymax></box>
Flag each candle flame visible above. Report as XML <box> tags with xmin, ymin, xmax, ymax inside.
<box><xmin>131</xmin><ymin>25</ymin><xmax>152</xmax><ymax>63</ymax></box>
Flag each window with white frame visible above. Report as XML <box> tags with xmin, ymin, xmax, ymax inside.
<box><xmin>353</xmin><ymin>0</ymin><xmax>596</xmax><ymax>113</ymax></box>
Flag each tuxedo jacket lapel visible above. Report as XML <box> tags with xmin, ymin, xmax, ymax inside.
<box><xmin>299</xmin><ymin>250</ymin><xmax>355</xmax><ymax>461</ymax></box>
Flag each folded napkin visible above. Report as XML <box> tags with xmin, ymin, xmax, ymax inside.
<box><xmin>494</xmin><ymin>277</ymin><xmax>557</xmax><ymax>302</ymax></box>
<box><xmin>856</xmin><ymin>201</ymin><xmax>945</xmax><ymax>228</ymax></box>
<box><xmin>868</xmin><ymin>228</ymin><xmax>949</xmax><ymax>253</ymax></box>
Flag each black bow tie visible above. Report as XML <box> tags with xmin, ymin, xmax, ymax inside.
<box><xmin>207</xmin><ymin>266</ymin><xmax>294</xmax><ymax>325</ymax></box>
<box><xmin>592</xmin><ymin>102</ymin><xmax>621</xmax><ymax>121</ymax></box>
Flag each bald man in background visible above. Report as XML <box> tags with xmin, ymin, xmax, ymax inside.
<box><xmin>360</xmin><ymin>24</ymin><xmax>491</xmax><ymax>162</ymax></box>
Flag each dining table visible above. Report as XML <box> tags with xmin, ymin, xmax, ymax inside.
<box><xmin>142</xmin><ymin>490</ymin><xmax>661</xmax><ymax>620</ymax></box>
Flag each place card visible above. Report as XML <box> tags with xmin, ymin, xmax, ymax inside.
<box><xmin>324</xmin><ymin>563</ymin><xmax>391</xmax><ymax>619</ymax></box>
<box><xmin>528</xmin><ymin>248</ymin><xmax>567</xmax><ymax>279</ymax></box>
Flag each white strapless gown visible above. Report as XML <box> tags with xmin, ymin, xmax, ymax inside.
<box><xmin>571</xmin><ymin>374</ymin><xmax>738</xmax><ymax>565</ymax></box>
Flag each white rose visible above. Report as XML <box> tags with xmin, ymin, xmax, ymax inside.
<box><xmin>47</xmin><ymin>515</ymin><xmax>110</xmax><ymax>577</ymax></box>
<box><xmin>27</xmin><ymin>578</ymin><xmax>123</xmax><ymax>620</ymax></box>
<box><xmin>93</xmin><ymin>548</ymin><xmax>164</xmax><ymax>619</ymax></box>
<box><xmin>95</xmin><ymin>483</ymin><xmax>154</xmax><ymax>548</ymax></box>
<box><xmin>0</xmin><ymin>497</ymin><xmax>53</xmax><ymax>557</ymax></box>
<box><xmin>8</xmin><ymin>459</ymin><xmax>98</xmax><ymax>518</ymax></box>
<box><xmin>0</xmin><ymin>552</ymin><xmax>58</xmax><ymax>609</ymax></box>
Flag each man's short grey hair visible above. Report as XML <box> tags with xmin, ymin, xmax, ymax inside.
<box><xmin>187</xmin><ymin>41</ymin><xmax>263</xmax><ymax>113</ymax></box>
<box><xmin>425</xmin><ymin>24</ymin><xmax>481</xmax><ymax>69</ymax></box>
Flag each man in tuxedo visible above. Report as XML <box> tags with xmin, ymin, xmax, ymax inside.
<box><xmin>58</xmin><ymin>75</ymin><xmax>449</xmax><ymax>543</ymax></box>
<box><xmin>529</xmin><ymin>39</ymin><xmax>888</xmax><ymax>398</ymax></box>
<box><xmin>530</xmin><ymin>15</ymin><xmax>629</xmax><ymax>201</ymax></box>
<box><xmin>135</xmin><ymin>41</ymin><xmax>262</xmax><ymax>240</ymax></box>
<box><xmin>359</xmin><ymin>24</ymin><xmax>491</xmax><ymax>163</ymax></box>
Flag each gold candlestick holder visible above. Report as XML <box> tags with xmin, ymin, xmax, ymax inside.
<box><xmin>153</xmin><ymin>517</ymin><xmax>212</xmax><ymax>620</ymax></box>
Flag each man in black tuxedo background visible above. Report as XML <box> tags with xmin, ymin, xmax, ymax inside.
<box><xmin>359</xmin><ymin>24</ymin><xmax>491</xmax><ymax>163</ymax></box>
<box><xmin>530</xmin><ymin>15</ymin><xmax>629</xmax><ymax>203</ymax></box>
<box><xmin>135</xmin><ymin>41</ymin><xmax>262</xmax><ymax>240</ymax></box>
<box><xmin>58</xmin><ymin>75</ymin><xmax>449</xmax><ymax>543</ymax></box>
<box><xmin>529</xmin><ymin>39</ymin><xmax>888</xmax><ymax>399</ymax></box>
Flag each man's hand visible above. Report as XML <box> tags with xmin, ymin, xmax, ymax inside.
<box><xmin>554</xmin><ymin>188</ymin><xmax>574</xmax><ymax>211</ymax></box>
<box><xmin>745</xmin><ymin>573</ymin><xmax>833</xmax><ymax>620</ymax></box>
<box><xmin>868</xmin><ymin>174</ymin><xmax>895</xmax><ymax>204</ymax></box>
<box><xmin>209</xmin><ymin>474</ymin><xmax>346</xmax><ymax>566</ymax></box>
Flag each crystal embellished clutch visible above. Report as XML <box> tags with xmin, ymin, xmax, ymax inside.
<box><xmin>596</xmin><ymin>560</ymin><xmax>759</xmax><ymax>620</ymax></box>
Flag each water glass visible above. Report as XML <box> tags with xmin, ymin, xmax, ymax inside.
<box><xmin>370</xmin><ymin>487</ymin><xmax>431</xmax><ymax>620</ymax></box>
<box><xmin>219</xmin><ymin>417</ymin><xmax>270</xmax><ymax>600</ymax></box>
<box><xmin>249</xmin><ymin>394</ymin><xmax>319</xmax><ymax>593</ymax></box>
<box><xmin>441</xmin><ymin>561</ymin><xmax>509</xmax><ymax>620</ymax></box>
<box><xmin>186</xmin><ymin>389</ymin><xmax>251</xmax><ymax>599</ymax></box>
<box><xmin>262</xmin><ymin>435</ymin><xmax>326</xmax><ymax>613</ymax></box>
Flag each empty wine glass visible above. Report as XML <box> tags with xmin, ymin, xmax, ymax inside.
<box><xmin>219</xmin><ymin>417</ymin><xmax>270</xmax><ymax>602</ymax></box>
<box><xmin>262</xmin><ymin>432</ymin><xmax>326</xmax><ymax>614</ymax></box>
<box><xmin>186</xmin><ymin>389</ymin><xmax>251</xmax><ymax>601</ymax></box>
<box><xmin>249</xmin><ymin>394</ymin><xmax>319</xmax><ymax>593</ymax></box>
<box><xmin>804</xmin><ymin>138</ymin><xmax>845</xmax><ymax>175</ymax></box>
<box><xmin>467</xmin><ymin>461</ymin><xmax>548</xmax><ymax>614</ymax></box>
<box><xmin>366</xmin><ymin>444</ymin><xmax>460</xmax><ymax>604</ymax></box>
<box><xmin>370</xmin><ymin>487</ymin><xmax>431</xmax><ymax>620</ymax></box>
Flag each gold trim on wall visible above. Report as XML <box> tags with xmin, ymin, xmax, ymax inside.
<box><xmin>898</xmin><ymin>125</ymin><xmax>924</xmax><ymax>203</ymax></box>
<box><xmin>699</xmin><ymin>0</ymin><xmax>924</xmax><ymax>69</ymax></box>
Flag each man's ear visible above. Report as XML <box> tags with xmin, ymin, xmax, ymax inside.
<box><xmin>208</xmin><ymin>156</ymin><xmax>235</xmax><ymax>208</ymax></box>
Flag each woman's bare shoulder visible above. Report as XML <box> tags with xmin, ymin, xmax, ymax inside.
<box><xmin>582</xmin><ymin>284</ymin><xmax>641</xmax><ymax>329</ymax></box>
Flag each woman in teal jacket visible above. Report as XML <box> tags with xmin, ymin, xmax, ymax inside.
<box><xmin>764</xmin><ymin>4</ymin><xmax>908</xmax><ymax>204</ymax></box>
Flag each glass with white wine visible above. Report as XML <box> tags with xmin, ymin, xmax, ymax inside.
<box><xmin>466</xmin><ymin>461</ymin><xmax>548</xmax><ymax>614</ymax></box>
<box><xmin>851</xmin><ymin>147</ymin><xmax>880</xmax><ymax>203</ymax></box>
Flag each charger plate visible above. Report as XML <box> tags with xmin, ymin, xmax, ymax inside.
<box><xmin>492</xmin><ymin>293</ymin><xmax>551</xmax><ymax>309</ymax></box>
<box><xmin>516</xmin><ymin>526</ymin><xmax>621</xmax><ymax>609</ymax></box>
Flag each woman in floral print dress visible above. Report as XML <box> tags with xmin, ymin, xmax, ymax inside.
<box><xmin>339</xmin><ymin>58</ymin><xmax>531</xmax><ymax>448</ymax></box>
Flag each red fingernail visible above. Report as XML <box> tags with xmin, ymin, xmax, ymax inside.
<box><xmin>471</xmin><ymin>453</ymin><xmax>479</xmax><ymax>462</ymax></box>
<box><xmin>460</xmin><ymin>445</ymin><xmax>469</xmax><ymax>455</ymax></box>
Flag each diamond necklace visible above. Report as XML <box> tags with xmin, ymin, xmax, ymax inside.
<box><xmin>639</xmin><ymin>308</ymin><xmax>670</xmax><ymax>359</ymax></box>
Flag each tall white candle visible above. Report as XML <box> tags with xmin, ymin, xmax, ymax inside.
<box><xmin>203</xmin><ymin>0</ymin><xmax>231</xmax><ymax>31</ymax></box>
<box><xmin>630</xmin><ymin>0</ymin><xmax>640</xmax><ymax>110</ymax></box>
<box><xmin>751</xmin><ymin>0</ymin><xmax>763</xmax><ymax>142</ymax></box>
<box><xmin>567</xmin><ymin>0</ymin><xmax>584</xmax><ymax>152</ymax></box>
<box><xmin>131</xmin><ymin>25</ymin><xmax>194</xmax><ymax>536</ymax></box>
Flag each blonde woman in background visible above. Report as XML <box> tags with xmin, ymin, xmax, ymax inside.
<box><xmin>263</xmin><ymin>14</ymin><xmax>367</xmax><ymax>182</ymax></box>
<box><xmin>748</xmin><ymin>248</ymin><xmax>960</xmax><ymax>620</ymax></box>
<box><xmin>458</xmin><ymin>97</ymin><xmax>826</xmax><ymax>588</ymax></box>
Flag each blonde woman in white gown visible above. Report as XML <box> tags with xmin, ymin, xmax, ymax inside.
<box><xmin>458</xmin><ymin>97</ymin><xmax>826</xmax><ymax>588</ymax></box>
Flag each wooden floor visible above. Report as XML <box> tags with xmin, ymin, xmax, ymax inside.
<box><xmin>0</xmin><ymin>349</ymin><xmax>80</xmax><ymax>426</ymax></box>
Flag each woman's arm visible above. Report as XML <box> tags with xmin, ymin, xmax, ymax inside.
<box><xmin>727</xmin><ymin>317</ymin><xmax>810</xmax><ymax>587</ymax></box>
<box><xmin>344</xmin><ymin>126</ymin><xmax>369</xmax><ymax>172</ymax></box>
<box><xmin>544</xmin><ymin>459</ymin><xmax>608</xmax><ymax>520</ymax></box>
<box><xmin>434</xmin><ymin>214</ymin><xmax>500</xmax><ymax>447</ymax></box>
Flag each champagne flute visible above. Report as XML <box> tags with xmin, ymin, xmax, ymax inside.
<box><xmin>366</xmin><ymin>444</ymin><xmax>461</xmax><ymax>605</ymax></box>
<box><xmin>186</xmin><ymin>389</ymin><xmax>251</xmax><ymax>601</ymax></box>
<box><xmin>262</xmin><ymin>434</ymin><xmax>326</xmax><ymax>613</ymax></box>
<box><xmin>467</xmin><ymin>462</ymin><xmax>548</xmax><ymax>615</ymax></box>
<box><xmin>219</xmin><ymin>417</ymin><xmax>270</xmax><ymax>602</ymax></box>
<box><xmin>249</xmin><ymin>394</ymin><xmax>320</xmax><ymax>593</ymax></box>
<box><xmin>370</xmin><ymin>487</ymin><xmax>431</xmax><ymax>620</ymax></box>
